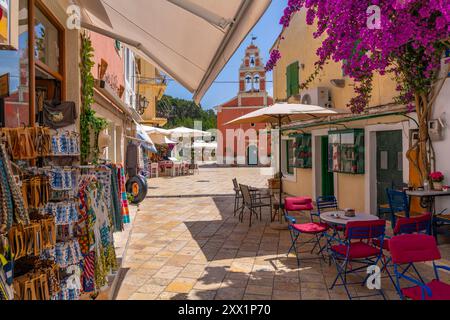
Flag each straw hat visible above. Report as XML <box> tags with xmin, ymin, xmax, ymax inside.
<box><xmin>98</xmin><ymin>130</ymin><xmax>111</xmax><ymax>151</ymax></box>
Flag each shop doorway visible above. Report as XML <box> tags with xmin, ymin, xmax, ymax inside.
<box><xmin>376</xmin><ymin>130</ymin><xmax>404</xmax><ymax>209</ymax></box>
<box><xmin>247</xmin><ymin>144</ymin><xmax>258</xmax><ymax>165</ymax></box>
<box><xmin>321</xmin><ymin>136</ymin><xmax>334</xmax><ymax>196</ymax></box>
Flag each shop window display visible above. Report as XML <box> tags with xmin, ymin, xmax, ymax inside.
<box><xmin>0</xmin><ymin>0</ymin><xmax>29</xmax><ymax>127</ymax></box>
<box><xmin>328</xmin><ymin>129</ymin><xmax>365</xmax><ymax>174</ymax></box>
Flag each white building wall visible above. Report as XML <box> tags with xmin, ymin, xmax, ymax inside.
<box><xmin>432</xmin><ymin>77</ymin><xmax>450</xmax><ymax>213</ymax></box>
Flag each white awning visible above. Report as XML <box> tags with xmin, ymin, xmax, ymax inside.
<box><xmin>75</xmin><ymin>0</ymin><xmax>272</xmax><ymax>103</ymax></box>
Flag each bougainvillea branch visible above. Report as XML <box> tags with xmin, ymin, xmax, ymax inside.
<box><xmin>270</xmin><ymin>0</ymin><xmax>450</xmax><ymax>184</ymax></box>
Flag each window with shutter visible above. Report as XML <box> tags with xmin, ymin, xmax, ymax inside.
<box><xmin>286</xmin><ymin>61</ymin><xmax>299</xmax><ymax>98</ymax></box>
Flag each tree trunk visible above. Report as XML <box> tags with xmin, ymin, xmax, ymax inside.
<box><xmin>407</xmin><ymin>93</ymin><xmax>432</xmax><ymax>187</ymax></box>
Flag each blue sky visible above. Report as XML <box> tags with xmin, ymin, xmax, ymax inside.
<box><xmin>164</xmin><ymin>0</ymin><xmax>286</xmax><ymax>110</ymax></box>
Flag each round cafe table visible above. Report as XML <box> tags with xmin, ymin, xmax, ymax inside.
<box><xmin>320</xmin><ymin>210</ymin><xmax>379</xmax><ymax>226</ymax></box>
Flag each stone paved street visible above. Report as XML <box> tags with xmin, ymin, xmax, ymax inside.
<box><xmin>114</xmin><ymin>166</ymin><xmax>450</xmax><ymax>300</ymax></box>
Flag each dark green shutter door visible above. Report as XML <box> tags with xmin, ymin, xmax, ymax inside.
<box><xmin>286</xmin><ymin>65</ymin><xmax>292</xmax><ymax>98</ymax></box>
<box><xmin>286</xmin><ymin>62</ymin><xmax>299</xmax><ymax>98</ymax></box>
<box><xmin>291</xmin><ymin>61</ymin><xmax>299</xmax><ymax>96</ymax></box>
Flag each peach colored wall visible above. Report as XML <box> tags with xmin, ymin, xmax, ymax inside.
<box><xmin>89</xmin><ymin>32</ymin><xmax>125</xmax><ymax>94</ymax></box>
<box><xmin>283</xmin><ymin>169</ymin><xmax>313</xmax><ymax>198</ymax></box>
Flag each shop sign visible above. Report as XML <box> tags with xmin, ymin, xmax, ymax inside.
<box><xmin>0</xmin><ymin>0</ymin><xmax>17</xmax><ymax>50</ymax></box>
<box><xmin>0</xmin><ymin>73</ymin><xmax>9</xmax><ymax>98</ymax></box>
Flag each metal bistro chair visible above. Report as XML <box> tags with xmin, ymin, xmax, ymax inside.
<box><xmin>232</xmin><ymin>178</ymin><xmax>243</xmax><ymax>217</ymax></box>
<box><xmin>284</xmin><ymin>197</ymin><xmax>328</xmax><ymax>266</ymax></box>
<box><xmin>374</xmin><ymin>213</ymin><xmax>432</xmax><ymax>292</ymax></box>
<box><xmin>316</xmin><ymin>195</ymin><xmax>345</xmax><ymax>238</ymax></box>
<box><xmin>386</xmin><ymin>188</ymin><xmax>422</xmax><ymax>228</ymax></box>
<box><xmin>328</xmin><ymin>219</ymin><xmax>388</xmax><ymax>300</ymax></box>
<box><xmin>239</xmin><ymin>184</ymin><xmax>271</xmax><ymax>227</ymax></box>
<box><xmin>149</xmin><ymin>162</ymin><xmax>159</xmax><ymax>178</ymax></box>
<box><xmin>182</xmin><ymin>162</ymin><xmax>190</xmax><ymax>175</ymax></box>
<box><xmin>390</xmin><ymin>234</ymin><xmax>450</xmax><ymax>300</ymax></box>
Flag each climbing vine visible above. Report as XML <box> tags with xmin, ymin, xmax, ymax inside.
<box><xmin>80</xmin><ymin>32</ymin><xmax>107</xmax><ymax>164</ymax></box>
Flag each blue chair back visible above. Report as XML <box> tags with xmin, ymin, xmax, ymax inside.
<box><xmin>316</xmin><ymin>196</ymin><xmax>338</xmax><ymax>214</ymax></box>
<box><xmin>394</xmin><ymin>213</ymin><xmax>432</xmax><ymax>235</ymax></box>
<box><xmin>345</xmin><ymin>220</ymin><xmax>386</xmax><ymax>241</ymax></box>
<box><xmin>386</xmin><ymin>189</ymin><xmax>410</xmax><ymax>226</ymax></box>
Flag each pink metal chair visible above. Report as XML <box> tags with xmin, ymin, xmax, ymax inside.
<box><xmin>284</xmin><ymin>197</ymin><xmax>329</xmax><ymax>266</ymax></box>
<box><xmin>390</xmin><ymin>234</ymin><xmax>450</xmax><ymax>300</ymax></box>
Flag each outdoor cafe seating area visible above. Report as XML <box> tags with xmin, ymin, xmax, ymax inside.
<box><xmin>148</xmin><ymin>160</ymin><xmax>199</xmax><ymax>178</ymax></box>
<box><xmin>232</xmin><ymin>178</ymin><xmax>450</xmax><ymax>300</ymax></box>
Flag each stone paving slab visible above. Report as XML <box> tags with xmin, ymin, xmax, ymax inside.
<box><xmin>114</xmin><ymin>167</ymin><xmax>450</xmax><ymax>300</ymax></box>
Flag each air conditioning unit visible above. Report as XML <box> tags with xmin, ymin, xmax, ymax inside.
<box><xmin>300</xmin><ymin>87</ymin><xmax>331</xmax><ymax>108</ymax></box>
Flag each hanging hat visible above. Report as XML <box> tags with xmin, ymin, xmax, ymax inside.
<box><xmin>98</xmin><ymin>130</ymin><xmax>111</xmax><ymax>151</ymax></box>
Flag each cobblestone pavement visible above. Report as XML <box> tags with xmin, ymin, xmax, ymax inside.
<box><xmin>114</xmin><ymin>166</ymin><xmax>450</xmax><ymax>300</ymax></box>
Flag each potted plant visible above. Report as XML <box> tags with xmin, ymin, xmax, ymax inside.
<box><xmin>268</xmin><ymin>172</ymin><xmax>281</xmax><ymax>189</ymax></box>
<box><xmin>430</xmin><ymin>171</ymin><xmax>445</xmax><ymax>191</ymax></box>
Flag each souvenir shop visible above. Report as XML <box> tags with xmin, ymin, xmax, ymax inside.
<box><xmin>0</xmin><ymin>0</ymin><xmax>129</xmax><ymax>300</ymax></box>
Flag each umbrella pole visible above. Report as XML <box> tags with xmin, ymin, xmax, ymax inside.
<box><xmin>278</xmin><ymin>116</ymin><xmax>283</xmax><ymax>223</ymax></box>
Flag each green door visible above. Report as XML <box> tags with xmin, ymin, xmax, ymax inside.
<box><xmin>376</xmin><ymin>131</ymin><xmax>403</xmax><ymax>207</ymax></box>
<box><xmin>321</xmin><ymin>136</ymin><xmax>334</xmax><ymax>196</ymax></box>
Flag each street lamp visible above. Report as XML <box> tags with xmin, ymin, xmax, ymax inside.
<box><xmin>136</xmin><ymin>94</ymin><xmax>149</xmax><ymax>115</ymax></box>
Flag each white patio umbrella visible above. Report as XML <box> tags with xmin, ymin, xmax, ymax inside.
<box><xmin>152</xmin><ymin>135</ymin><xmax>178</xmax><ymax>145</ymax></box>
<box><xmin>142</xmin><ymin>125</ymin><xmax>176</xmax><ymax>144</ymax></box>
<box><xmin>226</xmin><ymin>103</ymin><xmax>348</xmax><ymax>218</ymax></box>
<box><xmin>72</xmin><ymin>0</ymin><xmax>272</xmax><ymax>103</ymax></box>
<box><xmin>142</xmin><ymin>125</ymin><xmax>172</xmax><ymax>136</ymax></box>
<box><xmin>168</xmin><ymin>126</ymin><xmax>211</xmax><ymax>137</ymax></box>
<box><xmin>169</xmin><ymin>127</ymin><xmax>211</xmax><ymax>165</ymax></box>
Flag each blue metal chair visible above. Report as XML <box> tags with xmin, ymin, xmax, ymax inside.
<box><xmin>316</xmin><ymin>195</ymin><xmax>338</xmax><ymax>213</ymax></box>
<box><xmin>328</xmin><ymin>219</ymin><xmax>388</xmax><ymax>300</ymax></box>
<box><xmin>376</xmin><ymin>213</ymin><xmax>433</xmax><ymax>292</ymax></box>
<box><xmin>386</xmin><ymin>189</ymin><xmax>410</xmax><ymax>228</ymax></box>
<box><xmin>390</xmin><ymin>234</ymin><xmax>450</xmax><ymax>300</ymax></box>
<box><xmin>316</xmin><ymin>195</ymin><xmax>344</xmax><ymax>235</ymax></box>
<box><xmin>284</xmin><ymin>197</ymin><xmax>328</xmax><ymax>266</ymax></box>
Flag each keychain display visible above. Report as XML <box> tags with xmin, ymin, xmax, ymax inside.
<box><xmin>12</xmin><ymin>259</ymin><xmax>59</xmax><ymax>300</ymax></box>
<box><xmin>21</xmin><ymin>175</ymin><xmax>50</xmax><ymax>210</ymax></box>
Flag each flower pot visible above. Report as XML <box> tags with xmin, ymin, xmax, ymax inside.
<box><xmin>268</xmin><ymin>178</ymin><xmax>280</xmax><ymax>190</ymax></box>
<box><xmin>433</xmin><ymin>181</ymin><xmax>443</xmax><ymax>191</ymax></box>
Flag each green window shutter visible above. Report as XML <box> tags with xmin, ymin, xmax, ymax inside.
<box><xmin>286</xmin><ymin>62</ymin><xmax>299</xmax><ymax>98</ymax></box>
<box><xmin>286</xmin><ymin>65</ymin><xmax>292</xmax><ymax>98</ymax></box>
<box><xmin>291</xmin><ymin>61</ymin><xmax>299</xmax><ymax>96</ymax></box>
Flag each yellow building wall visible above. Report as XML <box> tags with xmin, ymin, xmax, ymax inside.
<box><xmin>283</xmin><ymin>169</ymin><xmax>313</xmax><ymax>197</ymax></box>
<box><xmin>336</xmin><ymin>174</ymin><xmax>365</xmax><ymax>212</ymax></box>
<box><xmin>138</xmin><ymin>58</ymin><xmax>167</xmax><ymax>126</ymax></box>
<box><xmin>274</xmin><ymin>11</ymin><xmax>402</xmax><ymax>207</ymax></box>
<box><xmin>273</xmin><ymin>11</ymin><xmax>398</xmax><ymax>110</ymax></box>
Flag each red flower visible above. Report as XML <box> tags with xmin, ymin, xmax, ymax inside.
<box><xmin>429</xmin><ymin>171</ymin><xmax>444</xmax><ymax>182</ymax></box>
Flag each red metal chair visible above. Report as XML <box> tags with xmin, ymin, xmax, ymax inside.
<box><xmin>328</xmin><ymin>219</ymin><xmax>387</xmax><ymax>300</ymax></box>
<box><xmin>284</xmin><ymin>197</ymin><xmax>328</xmax><ymax>266</ymax></box>
<box><xmin>390</xmin><ymin>234</ymin><xmax>450</xmax><ymax>300</ymax></box>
